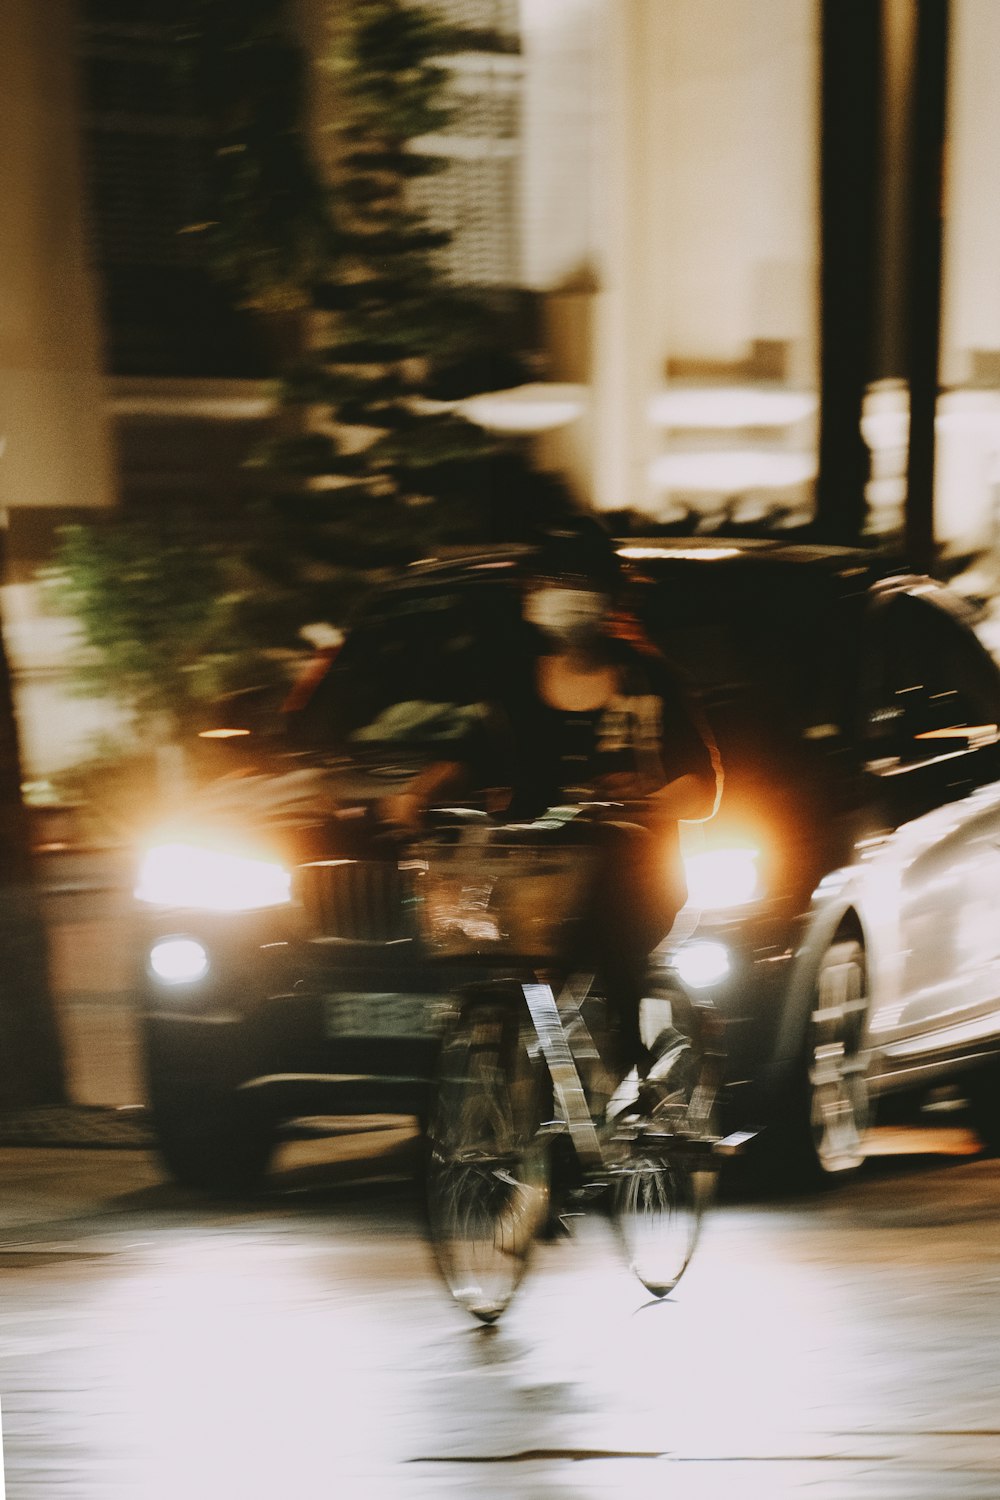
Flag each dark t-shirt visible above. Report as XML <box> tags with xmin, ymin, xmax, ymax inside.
<box><xmin>484</xmin><ymin>633</ymin><xmax>718</xmax><ymax>823</ymax></box>
<box><xmin>444</xmin><ymin>629</ymin><xmax>719</xmax><ymax>955</ymax></box>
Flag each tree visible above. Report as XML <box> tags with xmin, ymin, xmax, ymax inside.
<box><xmin>183</xmin><ymin>0</ymin><xmax>570</xmax><ymax>632</ymax></box>
<box><xmin>43</xmin><ymin>508</ymin><xmax>314</xmax><ymax>836</ymax></box>
<box><xmin>177</xmin><ymin>0</ymin><xmax>334</xmax><ymax>318</ymax></box>
<box><xmin>49</xmin><ymin>513</ymin><xmax>286</xmax><ymax>747</ymax></box>
<box><xmin>51</xmin><ymin>0</ymin><xmax>576</xmax><ymax>785</ymax></box>
<box><xmin>262</xmin><ymin>0</ymin><xmax>543</xmax><ymax>568</ymax></box>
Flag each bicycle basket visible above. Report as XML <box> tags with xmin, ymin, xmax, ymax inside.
<box><xmin>411</xmin><ymin>826</ymin><xmax>598</xmax><ymax>962</ymax></box>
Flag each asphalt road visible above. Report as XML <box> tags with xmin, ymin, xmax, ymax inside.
<box><xmin>19</xmin><ymin>852</ymin><xmax>1000</xmax><ymax>1495</ymax></box>
<box><xmin>0</xmin><ymin>1125</ymin><xmax>998</xmax><ymax>1499</ymax></box>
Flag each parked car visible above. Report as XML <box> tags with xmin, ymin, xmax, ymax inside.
<box><xmin>134</xmin><ymin>537</ymin><xmax>1000</xmax><ymax>1189</ymax></box>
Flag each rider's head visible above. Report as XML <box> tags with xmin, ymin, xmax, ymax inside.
<box><xmin>522</xmin><ymin>516</ymin><xmax>621</xmax><ymax>647</ymax></box>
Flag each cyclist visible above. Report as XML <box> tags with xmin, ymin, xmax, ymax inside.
<box><xmin>383</xmin><ymin>515</ymin><xmax>721</xmax><ymax>1082</ymax></box>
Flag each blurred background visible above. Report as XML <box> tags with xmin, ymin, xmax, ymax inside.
<box><xmin>6</xmin><ymin>0</ymin><xmax>1000</xmax><ymax>811</ymax></box>
<box><xmin>0</xmin><ymin>0</ymin><xmax>998</xmax><ymax>1105</ymax></box>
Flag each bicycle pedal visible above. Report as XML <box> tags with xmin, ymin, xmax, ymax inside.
<box><xmin>634</xmin><ymin>1127</ymin><xmax>677</xmax><ymax>1143</ymax></box>
<box><xmin>537</xmin><ymin>1209</ymin><xmax>581</xmax><ymax>1241</ymax></box>
<box><xmin>713</xmin><ymin>1129</ymin><xmax>759</xmax><ymax>1158</ymax></box>
<box><xmin>569</xmin><ymin>1180</ymin><xmax>607</xmax><ymax>1202</ymax></box>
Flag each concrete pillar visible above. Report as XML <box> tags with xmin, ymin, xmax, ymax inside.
<box><xmin>0</xmin><ymin>0</ymin><xmax>114</xmax><ymax>513</ymax></box>
<box><xmin>518</xmin><ymin>0</ymin><xmax>669</xmax><ymax>514</ymax></box>
<box><xmin>589</xmin><ymin>0</ymin><xmax>665</xmax><ymax>513</ymax></box>
<box><xmin>536</xmin><ymin>0</ymin><xmax>818</xmax><ymax>518</ymax></box>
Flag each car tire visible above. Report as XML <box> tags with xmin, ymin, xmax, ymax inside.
<box><xmin>144</xmin><ymin>1023</ymin><xmax>276</xmax><ymax>1195</ymax></box>
<box><xmin>965</xmin><ymin>1059</ymin><xmax>1000</xmax><ymax>1154</ymax></box>
<box><xmin>768</xmin><ymin>937</ymin><xmax>871</xmax><ymax>1189</ymax></box>
<box><xmin>149</xmin><ymin>1087</ymin><xmax>276</xmax><ymax>1195</ymax></box>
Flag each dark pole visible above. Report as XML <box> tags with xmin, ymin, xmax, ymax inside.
<box><xmin>816</xmin><ymin>0</ymin><xmax>881</xmax><ymax>546</ymax></box>
<box><xmin>0</xmin><ymin>520</ymin><xmax>67</xmax><ymax>1107</ymax></box>
<box><xmin>904</xmin><ymin>0</ymin><xmax>949</xmax><ymax>576</ymax></box>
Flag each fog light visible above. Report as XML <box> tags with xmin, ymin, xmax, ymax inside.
<box><xmin>149</xmin><ymin>937</ymin><xmax>209</xmax><ymax>985</ymax></box>
<box><xmin>673</xmin><ymin>940</ymin><xmax>730</xmax><ymax>989</ymax></box>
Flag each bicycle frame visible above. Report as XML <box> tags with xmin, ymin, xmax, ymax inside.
<box><xmin>521</xmin><ymin>978</ymin><xmax>606</xmax><ymax>1174</ymax></box>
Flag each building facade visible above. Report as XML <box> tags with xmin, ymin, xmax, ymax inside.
<box><xmin>8</xmin><ymin>0</ymin><xmax>1000</xmax><ymax>780</ymax></box>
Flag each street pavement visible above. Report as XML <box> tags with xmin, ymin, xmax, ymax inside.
<box><xmin>38</xmin><ymin>847</ymin><xmax>143</xmax><ymax>1113</ymax></box>
<box><xmin>0</xmin><ymin>848</ymin><xmax>996</xmax><ymax>1497</ymax></box>
<box><xmin>0</xmin><ymin>1128</ymin><xmax>998</xmax><ymax>1497</ymax></box>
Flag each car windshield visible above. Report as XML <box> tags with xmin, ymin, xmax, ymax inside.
<box><xmin>633</xmin><ymin>561</ymin><xmax>857</xmax><ymax>744</ymax></box>
<box><xmin>285</xmin><ymin>555</ymin><xmax>859</xmax><ymax>895</ymax></box>
<box><xmin>297</xmin><ymin>557</ymin><xmax>856</xmax><ymax>779</ymax></box>
<box><xmin>632</xmin><ymin>559</ymin><xmax>863</xmax><ymax>895</ymax></box>
<box><xmin>292</xmin><ymin>574</ymin><xmax>521</xmax><ymax>765</ymax></box>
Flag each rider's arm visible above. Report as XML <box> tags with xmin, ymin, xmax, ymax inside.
<box><xmin>381</xmin><ymin>759</ymin><xmax>470</xmax><ymax>835</ymax></box>
<box><xmin>646</xmin><ymin>769</ymin><xmax>717</xmax><ymax>825</ymax></box>
<box><xmin>596</xmin><ymin>654</ymin><xmax>721</xmax><ymax>822</ymax></box>
<box><xmin>379</xmin><ymin>693</ymin><xmax>508</xmax><ymax>834</ymax></box>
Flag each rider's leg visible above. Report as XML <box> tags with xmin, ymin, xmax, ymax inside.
<box><xmin>585</xmin><ymin>822</ymin><xmax>679</xmax><ymax>1082</ymax></box>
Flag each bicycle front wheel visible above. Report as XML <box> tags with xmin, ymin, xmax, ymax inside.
<box><xmin>425</xmin><ymin>998</ymin><xmax>550</xmax><ymax>1323</ymax></box>
<box><xmin>612</xmin><ymin>1145</ymin><xmax>708</xmax><ymax>1297</ymax></box>
<box><xmin>611</xmin><ymin>1032</ymin><xmax>716</xmax><ymax>1298</ymax></box>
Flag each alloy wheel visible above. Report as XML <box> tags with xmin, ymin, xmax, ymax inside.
<box><xmin>807</xmin><ymin>938</ymin><xmax>870</xmax><ymax>1175</ymax></box>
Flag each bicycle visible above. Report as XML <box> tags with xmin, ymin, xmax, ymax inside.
<box><xmin>412</xmin><ymin>806</ymin><xmax>730</xmax><ymax>1325</ymax></box>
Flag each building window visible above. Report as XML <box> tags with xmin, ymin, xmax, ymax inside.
<box><xmin>412</xmin><ymin>1</ymin><xmax>524</xmax><ymax>288</ymax></box>
<box><xmin>76</xmin><ymin>0</ymin><xmax>269</xmax><ymax>378</ymax></box>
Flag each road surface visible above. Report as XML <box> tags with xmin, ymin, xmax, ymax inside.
<box><xmin>0</xmin><ymin>1122</ymin><xmax>997</xmax><ymax>1498</ymax></box>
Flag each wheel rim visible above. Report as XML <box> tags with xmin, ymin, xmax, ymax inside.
<box><xmin>612</xmin><ymin>1150</ymin><xmax>708</xmax><ymax>1297</ymax></box>
<box><xmin>426</xmin><ymin>1006</ymin><xmax>549</xmax><ymax>1322</ymax></box>
<box><xmin>611</xmin><ymin>1037</ymin><xmax>714</xmax><ymax>1297</ymax></box>
<box><xmin>808</xmin><ymin>941</ymin><xmax>870</xmax><ymax>1174</ymax></box>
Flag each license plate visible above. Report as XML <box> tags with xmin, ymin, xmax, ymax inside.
<box><xmin>323</xmin><ymin>992</ymin><xmax>455</xmax><ymax>1040</ymax></box>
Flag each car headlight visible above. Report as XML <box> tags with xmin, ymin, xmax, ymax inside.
<box><xmin>135</xmin><ymin>842</ymin><xmax>292</xmax><ymax>912</ymax></box>
<box><xmin>683</xmin><ymin>846</ymin><xmax>762</xmax><ymax>910</ymax></box>
<box><xmin>673</xmin><ymin>940</ymin><xmax>731</xmax><ymax>988</ymax></box>
<box><xmin>148</xmin><ymin>936</ymin><xmax>210</xmax><ymax>984</ymax></box>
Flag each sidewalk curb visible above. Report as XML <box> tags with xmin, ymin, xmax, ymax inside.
<box><xmin>0</xmin><ymin>1105</ymin><xmax>155</xmax><ymax>1150</ymax></box>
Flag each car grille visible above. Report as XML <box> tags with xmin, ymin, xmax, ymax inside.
<box><xmin>296</xmin><ymin>859</ymin><xmax>417</xmax><ymax>943</ymax></box>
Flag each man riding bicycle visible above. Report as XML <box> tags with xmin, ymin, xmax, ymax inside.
<box><xmin>384</xmin><ymin>515</ymin><xmax>721</xmax><ymax>1084</ymax></box>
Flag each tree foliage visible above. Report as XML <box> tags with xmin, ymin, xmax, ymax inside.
<box><xmin>176</xmin><ymin>0</ymin><xmax>335</xmax><ymax>313</ymax></box>
<box><xmin>246</xmin><ymin>0</ymin><xmax>552</xmax><ymax>598</ymax></box>
<box><xmin>54</xmin><ymin>1</ymin><xmax>576</xmax><ymax>746</ymax></box>
<box><xmin>45</xmin><ymin>514</ymin><xmax>293</xmax><ymax>744</ymax></box>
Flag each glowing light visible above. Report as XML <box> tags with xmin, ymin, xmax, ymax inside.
<box><xmin>683</xmin><ymin>846</ymin><xmax>762</xmax><ymax>909</ymax></box>
<box><xmin>136</xmin><ymin>843</ymin><xmax>292</xmax><ymax>911</ymax></box>
<box><xmin>915</xmin><ymin>724</ymin><xmax>998</xmax><ymax>741</ymax></box>
<box><xmin>198</xmin><ymin>728</ymin><xmax>251</xmax><ymax>739</ymax></box>
<box><xmin>457</xmin><ymin>382</ymin><xmax>587</xmax><ymax>433</ymax></box>
<box><xmin>149</xmin><ymin>937</ymin><xmax>209</xmax><ymax>984</ymax></box>
<box><xmin>648</xmin><ymin>386</ymin><xmax>817</xmax><ymax>430</ymax></box>
<box><xmin>649</xmin><ymin>450</ymin><xmax>817</xmax><ymax>493</ymax></box>
<box><xmin>618</xmin><ymin>546</ymin><xmax>741</xmax><ymax>562</ymax></box>
<box><xmin>860</xmin><ymin>383</ymin><xmax>910</xmax><ymax>452</ymax></box>
<box><xmin>673</xmin><ymin>941</ymin><xmax>731</xmax><ymax>989</ymax></box>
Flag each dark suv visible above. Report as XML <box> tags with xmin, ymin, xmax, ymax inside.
<box><xmin>136</xmin><ymin>538</ymin><xmax>1000</xmax><ymax>1188</ymax></box>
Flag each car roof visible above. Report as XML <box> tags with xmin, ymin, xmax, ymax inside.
<box><xmin>402</xmin><ymin>545</ymin><xmax>531</xmax><ymax>582</ymax></box>
<box><xmin>401</xmin><ymin>536</ymin><xmax>885</xmax><ymax>595</ymax></box>
<box><xmin>618</xmin><ymin>536</ymin><xmax>876</xmax><ymax>581</ymax></box>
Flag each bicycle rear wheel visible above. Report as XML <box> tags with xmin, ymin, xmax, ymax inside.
<box><xmin>425</xmin><ymin>998</ymin><xmax>550</xmax><ymax>1323</ymax></box>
